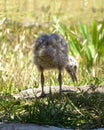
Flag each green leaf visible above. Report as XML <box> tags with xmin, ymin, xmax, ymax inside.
<box><xmin>78</xmin><ymin>23</ymin><xmax>89</xmax><ymax>41</ymax></box>
<box><xmin>69</xmin><ymin>32</ymin><xmax>82</xmax><ymax>57</ymax></box>
<box><xmin>92</xmin><ymin>21</ymin><xmax>98</xmax><ymax>50</ymax></box>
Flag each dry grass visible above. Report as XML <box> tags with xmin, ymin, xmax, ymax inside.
<box><xmin>0</xmin><ymin>0</ymin><xmax>104</xmax><ymax>23</ymax></box>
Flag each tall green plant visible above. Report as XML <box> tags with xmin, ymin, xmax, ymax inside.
<box><xmin>53</xmin><ymin>18</ymin><xmax>104</xmax><ymax>77</ymax></box>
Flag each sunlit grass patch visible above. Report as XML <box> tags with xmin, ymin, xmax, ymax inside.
<box><xmin>0</xmin><ymin>18</ymin><xmax>104</xmax><ymax>94</ymax></box>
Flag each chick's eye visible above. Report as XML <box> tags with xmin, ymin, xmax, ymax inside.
<box><xmin>74</xmin><ymin>66</ymin><xmax>77</xmax><ymax>71</ymax></box>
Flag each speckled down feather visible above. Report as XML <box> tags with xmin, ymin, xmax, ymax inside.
<box><xmin>66</xmin><ymin>55</ymin><xmax>78</xmax><ymax>72</ymax></box>
<box><xmin>34</xmin><ymin>33</ymin><xmax>69</xmax><ymax>71</ymax></box>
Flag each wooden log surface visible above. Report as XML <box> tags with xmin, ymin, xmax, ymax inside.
<box><xmin>13</xmin><ymin>86</ymin><xmax>104</xmax><ymax>99</ymax></box>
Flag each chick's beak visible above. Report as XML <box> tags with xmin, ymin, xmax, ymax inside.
<box><xmin>69</xmin><ymin>70</ymin><xmax>77</xmax><ymax>82</ymax></box>
<box><xmin>66</xmin><ymin>66</ymin><xmax>77</xmax><ymax>82</ymax></box>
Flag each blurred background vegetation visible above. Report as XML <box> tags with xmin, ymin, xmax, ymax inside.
<box><xmin>0</xmin><ymin>0</ymin><xmax>104</xmax><ymax>23</ymax></box>
<box><xmin>0</xmin><ymin>0</ymin><xmax>104</xmax><ymax>93</ymax></box>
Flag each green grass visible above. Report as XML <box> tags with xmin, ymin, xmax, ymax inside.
<box><xmin>0</xmin><ymin>92</ymin><xmax>104</xmax><ymax>129</ymax></box>
<box><xmin>0</xmin><ymin>0</ymin><xmax>104</xmax><ymax>129</ymax></box>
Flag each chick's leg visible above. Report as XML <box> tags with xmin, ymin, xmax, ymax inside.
<box><xmin>40</xmin><ymin>71</ymin><xmax>46</xmax><ymax>97</ymax></box>
<box><xmin>58</xmin><ymin>71</ymin><xmax>62</xmax><ymax>94</ymax></box>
